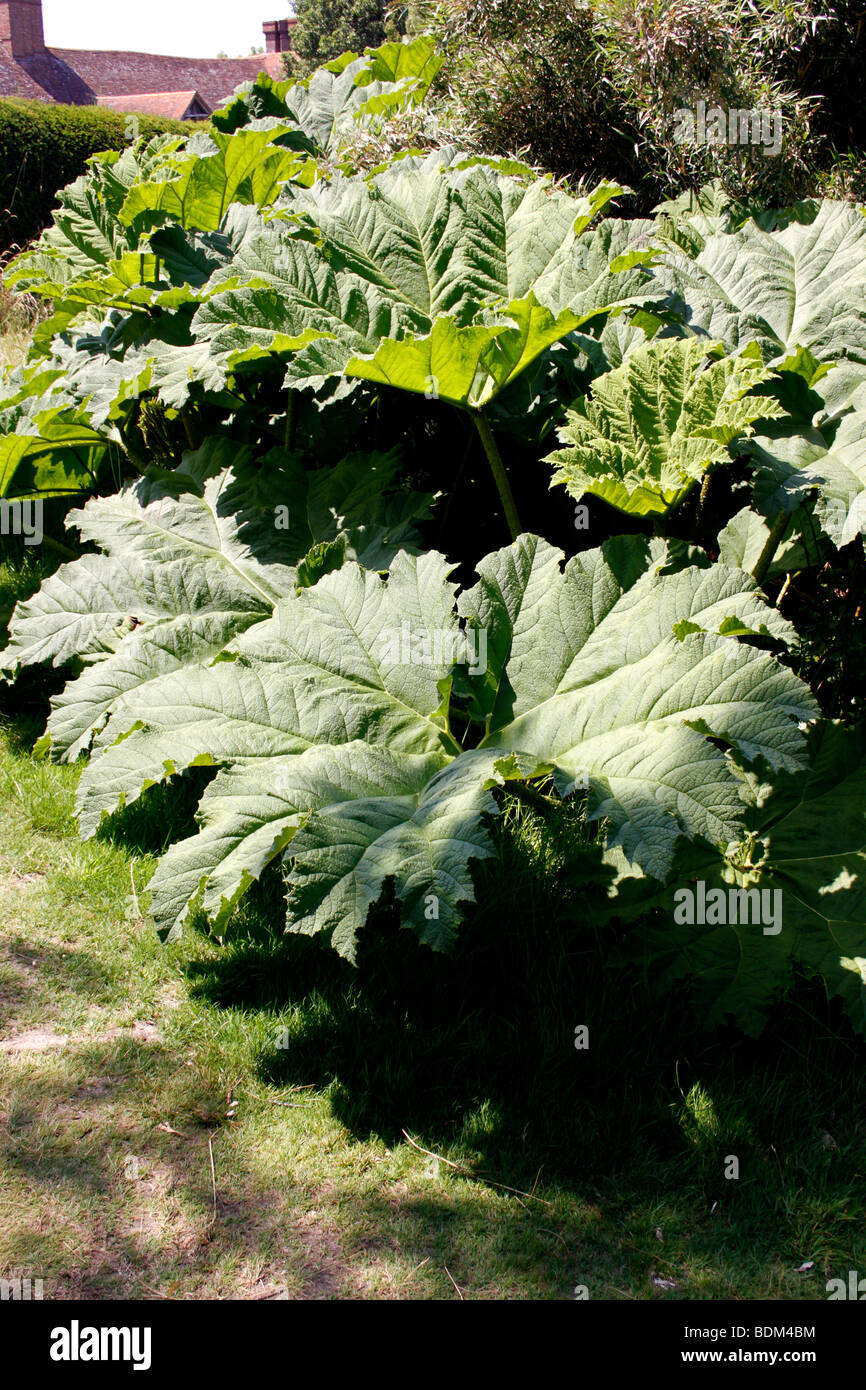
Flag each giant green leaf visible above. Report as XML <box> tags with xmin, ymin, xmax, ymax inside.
<box><xmin>345</xmin><ymin>295</ymin><xmax>590</xmax><ymax>409</ymax></box>
<box><xmin>650</xmin><ymin>200</ymin><xmax>866</xmax><ymax>413</ymax></box>
<box><xmin>748</xmin><ymin>383</ymin><xmax>866</xmax><ymax>550</ymax></box>
<box><xmin>6</xmin><ymin>138</ymin><xmax>193</xmax><ymax>333</ymax></box>
<box><xmin>192</xmin><ymin>159</ymin><xmax>643</xmax><ymax>406</ymax></box>
<box><xmin>0</xmin><ymin>398</ymin><xmax>109</xmax><ymax>499</ymax></box>
<box><xmin>51</xmin><ymin>535</ymin><xmax>813</xmax><ymax>952</ymax></box>
<box><xmin>119</xmin><ymin>124</ymin><xmax>317</xmax><ymax>234</ymax></box>
<box><xmin>545</xmin><ymin>337</ymin><xmax>786</xmax><ymax>515</ymax></box>
<box><xmin>214</xmin><ymin>37</ymin><xmax>443</xmax><ymax>154</ymax></box>
<box><xmin>7</xmin><ymin>145</ymin><xmax>153</xmax><ymax>298</ymax></box>
<box><xmin>4</xmin><ymin>445</ymin><xmax>432</xmax><ymax>760</ymax></box>
<box><xmin>716</xmin><ymin>506</ymin><xmax>817</xmax><ymax>577</ymax></box>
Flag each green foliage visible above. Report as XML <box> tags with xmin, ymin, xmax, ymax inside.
<box><xmin>0</xmin><ymin>99</ymin><xmax>191</xmax><ymax>256</ymax></box>
<box><xmin>216</xmin><ymin>36</ymin><xmax>441</xmax><ymax>153</ymax></box>
<box><xmin>201</xmin><ymin>163</ymin><xmax>632</xmax><ymax>409</ymax></box>
<box><xmin>648</xmin><ymin>198</ymin><xmax>866</xmax><ymax>413</ymax></box>
<box><xmin>749</xmin><ymin>387</ymin><xmax>866</xmax><ymax>550</ymax></box>
<box><xmin>410</xmin><ymin>0</ymin><xmax>864</xmax><ymax>207</ymax></box>
<box><xmin>0</xmin><ymin>38</ymin><xmax>449</xmax><ymax>502</ymax></box>
<box><xmin>2</xmin><ymin>444</ymin><xmax>432</xmax><ymax>755</ymax></box>
<box><xmin>291</xmin><ymin>0</ymin><xmax>404</xmax><ymax>72</ymax></box>
<box><xmin>620</xmin><ymin>722</ymin><xmax>866</xmax><ymax>1036</ymax></box>
<box><xmin>2</xmin><ymin>34</ymin><xmax>866</xmax><ymax>1040</ymax></box>
<box><xmin>5</xmin><ymin>522</ymin><xmax>815</xmax><ymax>960</ymax></box>
<box><xmin>546</xmin><ymin>338</ymin><xmax>786</xmax><ymax>517</ymax></box>
<box><xmin>717</xmin><ymin>506</ymin><xmax>814</xmax><ymax>579</ymax></box>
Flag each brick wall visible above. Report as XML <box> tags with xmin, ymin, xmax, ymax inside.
<box><xmin>0</xmin><ymin>1</ymin><xmax>46</xmax><ymax>58</ymax></box>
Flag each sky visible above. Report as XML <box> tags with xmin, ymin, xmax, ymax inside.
<box><xmin>41</xmin><ymin>1</ymin><xmax>292</xmax><ymax>59</ymax></box>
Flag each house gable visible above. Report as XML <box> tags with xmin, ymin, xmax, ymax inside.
<box><xmin>96</xmin><ymin>89</ymin><xmax>213</xmax><ymax>121</ymax></box>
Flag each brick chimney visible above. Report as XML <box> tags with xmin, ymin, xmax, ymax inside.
<box><xmin>0</xmin><ymin>0</ymin><xmax>46</xmax><ymax>58</ymax></box>
<box><xmin>263</xmin><ymin>18</ymin><xmax>293</xmax><ymax>53</ymax></box>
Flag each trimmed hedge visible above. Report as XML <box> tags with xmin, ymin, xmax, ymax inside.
<box><xmin>0</xmin><ymin>99</ymin><xmax>191</xmax><ymax>255</ymax></box>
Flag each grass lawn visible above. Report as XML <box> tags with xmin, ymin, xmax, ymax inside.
<box><xmin>0</xmin><ymin>553</ymin><xmax>865</xmax><ymax>1302</ymax></box>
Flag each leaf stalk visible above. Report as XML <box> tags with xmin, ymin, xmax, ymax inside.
<box><xmin>473</xmin><ymin>409</ymin><xmax>522</xmax><ymax>541</ymax></box>
<box><xmin>751</xmin><ymin>511</ymin><xmax>789</xmax><ymax>586</ymax></box>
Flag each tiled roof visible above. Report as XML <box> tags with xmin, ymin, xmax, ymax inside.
<box><xmin>0</xmin><ymin>43</ymin><xmax>51</xmax><ymax>97</ymax></box>
<box><xmin>47</xmin><ymin>48</ymin><xmax>285</xmax><ymax>110</ymax></box>
<box><xmin>96</xmin><ymin>89</ymin><xmax>212</xmax><ymax>120</ymax></box>
<box><xmin>15</xmin><ymin>49</ymin><xmax>95</xmax><ymax>103</ymax></box>
<box><xmin>0</xmin><ymin>48</ymin><xmax>285</xmax><ymax>110</ymax></box>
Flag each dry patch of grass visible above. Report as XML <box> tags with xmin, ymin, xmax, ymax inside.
<box><xmin>0</xmin><ymin>257</ymin><xmax>41</xmax><ymax>369</ymax></box>
<box><xmin>0</xmin><ymin>326</ymin><xmax>34</xmax><ymax>370</ymax></box>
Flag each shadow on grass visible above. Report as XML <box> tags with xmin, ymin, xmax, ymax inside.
<box><xmin>0</xmin><ymin>785</ymin><xmax>863</xmax><ymax>1296</ymax></box>
<box><xmin>0</xmin><ymin>1014</ymin><xmax>859</xmax><ymax>1300</ymax></box>
<box><xmin>1</xmin><ymin>640</ymin><xmax>864</xmax><ymax>1292</ymax></box>
<box><xmin>177</xmin><ymin>812</ymin><xmax>866</xmax><ymax>1281</ymax></box>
